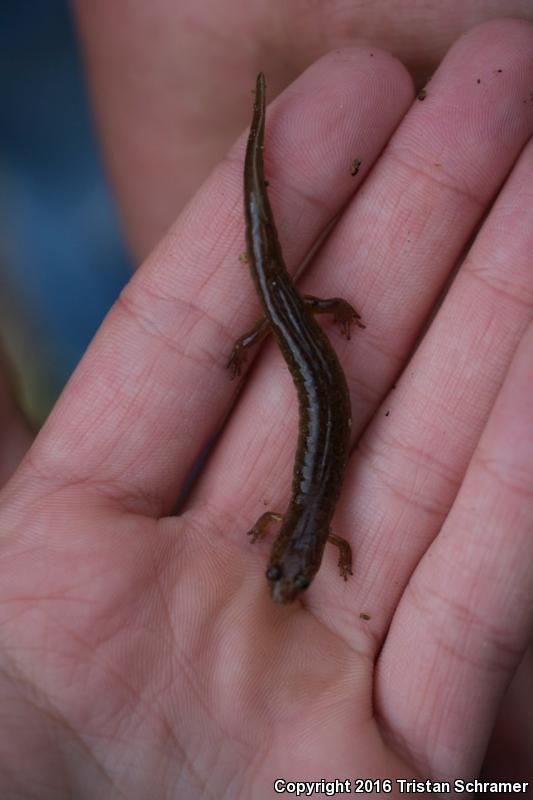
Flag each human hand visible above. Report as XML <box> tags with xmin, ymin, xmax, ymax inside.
<box><xmin>1</xmin><ymin>21</ymin><xmax>532</xmax><ymax>798</ymax></box>
<box><xmin>73</xmin><ymin>1</ymin><xmax>533</xmax><ymax>261</ymax></box>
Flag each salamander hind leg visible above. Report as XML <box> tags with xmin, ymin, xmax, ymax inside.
<box><xmin>303</xmin><ymin>295</ymin><xmax>365</xmax><ymax>340</ymax></box>
<box><xmin>247</xmin><ymin>511</ymin><xmax>283</xmax><ymax>543</ymax></box>
<box><xmin>227</xmin><ymin>317</ymin><xmax>271</xmax><ymax>378</ymax></box>
<box><xmin>328</xmin><ymin>533</ymin><xmax>353</xmax><ymax>580</ymax></box>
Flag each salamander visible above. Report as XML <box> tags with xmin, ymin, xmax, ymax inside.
<box><xmin>228</xmin><ymin>73</ymin><xmax>364</xmax><ymax>604</ymax></box>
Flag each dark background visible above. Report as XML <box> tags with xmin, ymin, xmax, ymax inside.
<box><xmin>0</xmin><ymin>0</ymin><xmax>131</xmax><ymax>423</ymax></box>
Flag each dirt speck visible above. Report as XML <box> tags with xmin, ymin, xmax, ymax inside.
<box><xmin>350</xmin><ymin>157</ymin><xmax>362</xmax><ymax>176</ymax></box>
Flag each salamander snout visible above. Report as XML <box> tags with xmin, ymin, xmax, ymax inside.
<box><xmin>266</xmin><ymin>562</ymin><xmax>312</xmax><ymax>604</ymax></box>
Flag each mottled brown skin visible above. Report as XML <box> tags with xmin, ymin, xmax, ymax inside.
<box><xmin>228</xmin><ymin>73</ymin><xmax>363</xmax><ymax>604</ymax></box>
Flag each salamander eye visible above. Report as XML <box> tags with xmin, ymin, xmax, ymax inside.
<box><xmin>295</xmin><ymin>575</ymin><xmax>310</xmax><ymax>591</ymax></box>
<box><xmin>266</xmin><ymin>564</ymin><xmax>283</xmax><ymax>582</ymax></box>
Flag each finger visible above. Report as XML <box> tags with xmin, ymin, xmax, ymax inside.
<box><xmin>13</xmin><ymin>49</ymin><xmax>413</xmax><ymax>514</ymax></box>
<box><xmin>73</xmin><ymin>1</ymin><xmax>533</xmax><ymax>263</ymax></box>
<box><xmin>375</xmin><ymin>319</ymin><xmax>533</xmax><ymax>779</ymax></box>
<box><xmin>315</xmin><ymin>18</ymin><xmax>533</xmax><ymax>432</ymax></box>
<box><xmin>329</xmin><ymin>114</ymin><xmax>533</xmax><ymax>642</ymax></box>
<box><xmin>192</xmin><ymin>21</ymin><xmax>533</xmax><ymax>560</ymax></box>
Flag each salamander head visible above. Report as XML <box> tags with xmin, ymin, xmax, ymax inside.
<box><xmin>266</xmin><ymin>558</ymin><xmax>313</xmax><ymax>604</ymax></box>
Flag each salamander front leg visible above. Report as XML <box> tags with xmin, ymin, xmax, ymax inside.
<box><xmin>247</xmin><ymin>511</ymin><xmax>283</xmax><ymax>543</ymax></box>
<box><xmin>328</xmin><ymin>533</ymin><xmax>353</xmax><ymax>580</ymax></box>
<box><xmin>227</xmin><ymin>296</ymin><xmax>363</xmax><ymax>377</ymax></box>
<box><xmin>303</xmin><ymin>295</ymin><xmax>365</xmax><ymax>339</ymax></box>
<box><xmin>227</xmin><ymin>317</ymin><xmax>271</xmax><ymax>378</ymax></box>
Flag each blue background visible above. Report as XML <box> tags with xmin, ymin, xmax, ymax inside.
<box><xmin>0</xmin><ymin>1</ymin><xmax>131</xmax><ymax>422</ymax></box>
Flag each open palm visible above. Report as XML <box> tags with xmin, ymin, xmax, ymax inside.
<box><xmin>1</xmin><ymin>22</ymin><xmax>532</xmax><ymax>798</ymax></box>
